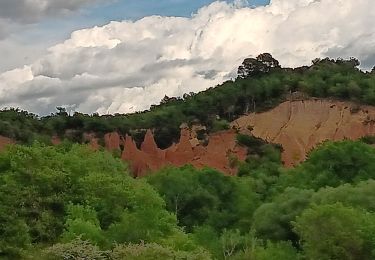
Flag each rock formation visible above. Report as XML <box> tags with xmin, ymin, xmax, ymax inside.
<box><xmin>104</xmin><ymin>132</ymin><xmax>121</xmax><ymax>151</ymax></box>
<box><xmin>232</xmin><ymin>99</ymin><xmax>375</xmax><ymax>166</ymax></box>
<box><xmin>0</xmin><ymin>136</ymin><xmax>13</xmax><ymax>151</ymax></box>
<box><xmin>121</xmin><ymin>127</ymin><xmax>247</xmax><ymax>177</ymax></box>
<box><xmin>82</xmin><ymin>133</ymin><xmax>101</xmax><ymax>151</ymax></box>
<box><xmin>7</xmin><ymin>98</ymin><xmax>370</xmax><ymax>176</ymax></box>
<box><xmin>51</xmin><ymin>136</ymin><xmax>61</xmax><ymax>145</ymax></box>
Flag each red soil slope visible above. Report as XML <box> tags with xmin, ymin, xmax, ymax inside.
<box><xmin>104</xmin><ymin>132</ymin><xmax>121</xmax><ymax>151</ymax></box>
<box><xmin>121</xmin><ymin>127</ymin><xmax>247</xmax><ymax>177</ymax></box>
<box><xmin>51</xmin><ymin>136</ymin><xmax>61</xmax><ymax>145</ymax></box>
<box><xmin>232</xmin><ymin>99</ymin><xmax>375</xmax><ymax>166</ymax></box>
<box><xmin>0</xmin><ymin>136</ymin><xmax>13</xmax><ymax>151</ymax></box>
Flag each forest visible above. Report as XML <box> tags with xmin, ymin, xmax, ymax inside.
<box><xmin>2</xmin><ymin>139</ymin><xmax>375</xmax><ymax>259</ymax></box>
<box><xmin>1</xmin><ymin>55</ymin><xmax>375</xmax><ymax>259</ymax></box>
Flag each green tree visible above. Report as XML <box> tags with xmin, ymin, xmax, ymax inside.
<box><xmin>312</xmin><ymin>180</ymin><xmax>375</xmax><ymax>212</ymax></box>
<box><xmin>277</xmin><ymin>140</ymin><xmax>375</xmax><ymax>191</ymax></box>
<box><xmin>294</xmin><ymin>203</ymin><xmax>375</xmax><ymax>260</ymax></box>
<box><xmin>0</xmin><ymin>143</ymin><xmax>182</xmax><ymax>257</ymax></box>
<box><xmin>111</xmin><ymin>242</ymin><xmax>211</xmax><ymax>260</ymax></box>
<box><xmin>147</xmin><ymin>166</ymin><xmax>260</xmax><ymax>233</ymax></box>
<box><xmin>252</xmin><ymin>188</ymin><xmax>313</xmax><ymax>243</ymax></box>
<box><xmin>232</xmin><ymin>241</ymin><xmax>300</xmax><ymax>260</ymax></box>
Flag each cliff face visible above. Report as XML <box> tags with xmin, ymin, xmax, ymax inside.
<box><xmin>4</xmin><ymin>99</ymin><xmax>374</xmax><ymax>175</ymax></box>
<box><xmin>51</xmin><ymin>136</ymin><xmax>61</xmax><ymax>145</ymax></box>
<box><xmin>0</xmin><ymin>136</ymin><xmax>13</xmax><ymax>151</ymax></box>
<box><xmin>121</xmin><ymin>128</ymin><xmax>247</xmax><ymax>177</ymax></box>
<box><xmin>232</xmin><ymin>100</ymin><xmax>375</xmax><ymax>166</ymax></box>
<box><xmin>104</xmin><ymin>132</ymin><xmax>121</xmax><ymax>151</ymax></box>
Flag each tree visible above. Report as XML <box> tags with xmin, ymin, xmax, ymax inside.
<box><xmin>55</xmin><ymin>106</ymin><xmax>68</xmax><ymax>116</ymax></box>
<box><xmin>277</xmin><ymin>140</ymin><xmax>375</xmax><ymax>191</ymax></box>
<box><xmin>0</xmin><ymin>143</ymin><xmax>183</xmax><ymax>257</ymax></box>
<box><xmin>43</xmin><ymin>238</ymin><xmax>107</xmax><ymax>260</ymax></box>
<box><xmin>237</xmin><ymin>53</ymin><xmax>280</xmax><ymax>79</ymax></box>
<box><xmin>61</xmin><ymin>204</ymin><xmax>106</xmax><ymax>247</ymax></box>
<box><xmin>237</xmin><ymin>58</ymin><xmax>268</xmax><ymax>78</ymax></box>
<box><xmin>252</xmin><ymin>188</ymin><xmax>313</xmax><ymax>243</ymax></box>
<box><xmin>294</xmin><ymin>203</ymin><xmax>375</xmax><ymax>260</ymax></box>
<box><xmin>232</xmin><ymin>241</ymin><xmax>300</xmax><ymax>260</ymax></box>
<box><xmin>312</xmin><ymin>180</ymin><xmax>375</xmax><ymax>212</ymax></box>
<box><xmin>111</xmin><ymin>242</ymin><xmax>211</xmax><ymax>260</ymax></box>
<box><xmin>147</xmin><ymin>166</ymin><xmax>260</xmax><ymax>233</ymax></box>
<box><xmin>256</xmin><ymin>53</ymin><xmax>280</xmax><ymax>69</ymax></box>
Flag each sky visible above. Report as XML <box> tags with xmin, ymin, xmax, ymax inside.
<box><xmin>0</xmin><ymin>0</ymin><xmax>269</xmax><ymax>73</ymax></box>
<box><xmin>0</xmin><ymin>0</ymin><xmax>374</xmax><ymax>115</ymax></box>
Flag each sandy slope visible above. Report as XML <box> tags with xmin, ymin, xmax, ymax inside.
<box><xmin>232</xmin><ymin>99</ymin><xmax>375</xmax><ymax>166</ymax></box>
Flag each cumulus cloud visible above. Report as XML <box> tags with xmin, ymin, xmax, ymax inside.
<box><xmin>1</xmin><ymin>0</ymin><xmax>375</xmax><ymax>115</ymax></box>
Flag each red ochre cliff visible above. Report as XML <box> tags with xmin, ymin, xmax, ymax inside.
<box><xmin>0</xmin><ymin>136</ymin><xmax>13</xmax><ymax>151</ymax></box>
<box><xmin>91</xmin><ymin>99</ymin><xmax>375</xmax><ymax>175</ymax></box>
<box><xmin>87</xmin><ymin>127</ymin><xmax>246</xmax><ymax>176</ymax></box>
<box><xmin>121</xmin><ymin>128</ymin><xmax>247</xmax><ymax>177</ymax></box>
<box><xmin>3</xmin><ymin>99</ymin><xmax>375</xmax><ymax>176</ymax></box>
<box><xmin>232</xmin><ymin>99</ymin><xmax>375</xmax><ymax>167</ymax></box>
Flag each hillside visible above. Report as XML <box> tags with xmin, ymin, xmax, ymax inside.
<box><xmin>0</xmin><ymin>55</ymin><xmax>375</xmax><ymax>175</ymax></box>
<box><xmin>50</xmin><ymin>98</ymin><xmax>375</xmax><ymax>177</ymax></box>
<box><xmin>0</xmin><ymin>136</ymin><xmax>12</xmax><ymax>151</ymax></box>
<box><xmin>2</xmin><ymin>55</ymin><xmax>375</xmax><ymax>259</ymax></box>
<box><xmin>233</xmin><ymin>99</ymin><xmax>375</xmax><ymax>166</ymax></box>
<box><xmin>1</xmin><ymin>55</ymin><xmax>374</xmax><ymax>148</ymax></box>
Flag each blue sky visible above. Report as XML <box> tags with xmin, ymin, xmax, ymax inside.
<box><xmin>89</xmin><ymin>0</ymin><xmax>271</xmax><ymax>21</ymax></box>
<box><xmin>38</xmin><ymin>0</ymin><xmax>270</xmax><ymax>39</ymax></box>
<box><xmin>23</xmin><ymin>1</ymin><xmax>270</xmax><ymax>52</ymax></box>
<box><xmin>1</xmin><ymin>0</ymin><xmax>269</xmax><ymax>72</ymax></box>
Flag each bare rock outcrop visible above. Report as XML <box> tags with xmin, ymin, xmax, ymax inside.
<box><xmin>232</xmin><ymin>100</ymin><xmax>375</xmax><ymax>166</ymax></box>
<box><xmin>141</xmin><ymin>129</ymin><xmax>160</xmax><ymax>155</ymax></box>
<box><xmin>82</xmin><ymin>133</ymin><xmax>101</xmax><ymax>151</ymax></box>
<box><xmin>121</xmin><ymin>128</ymin><xmax>247</xmax><ymax>177</ymax></box>
<box><xmin>166</xmin><ymin>128</ymin><xmax>195</xmax><ymax>166</ymax></box>
<box><xmin>0</xmin><ymin>136</ymin><xmax>13</xmax><ymax>151</ymax></box>
<box><xmin>104</xmin><ymin>132</ymin><xmax>121</xmax><ymax>151</ymax></box>
<box><xmin>122</xmin><ymin>135</ymin><xmax>151</xmax><ymax>177</ymax></box>
<box><xmin>191</xmin><ymin>130</ymin><xmax>247</xmax><ymax>175</ymax></box>
<box><xmin>51</xmin><ymin>136</ymin><xmax>61</xmax><ymax>145</ymax></box>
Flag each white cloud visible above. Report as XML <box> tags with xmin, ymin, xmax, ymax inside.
<box><xmin>0</xmin><ymin>0</ymin><xmax>102</xmax><ymax>24</ymax></box>
<box><xmin>1</xmin><ymin>0</ymin><xmax>375</xmax><ymax>114</ymax></box>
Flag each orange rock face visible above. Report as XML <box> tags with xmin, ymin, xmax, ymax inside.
<box><xmin>0</xmin><ymin>136</ymin><xmax>13</xmax><ymax>151</ymax></box>
<box><xmin>104</xmin><ymin>132</ymin><xmax>121</xmax><ymax>151</ymax></box>
<box><xmin>51</xmin><ymin>136</ymin><xmax>61</xmax><ymax>145</ymax></box>
<box><xmin>232</xmin><ymin>99</ymin><xmax>375</xmax><ymax>167</ymax></box>
<box><xmin>121</xmin><ymin>127</ymin><xmax>247</xmax><ymax>177</ymax></box>
<box><xmin>82</xmin><ymin>133</ymin><xmax>101</xmax><ymax>151</ymax></box>
<box><xmin>191</xmin><ymin>130</ymin><xmax>247</xmax><ymax>175</ymax></box>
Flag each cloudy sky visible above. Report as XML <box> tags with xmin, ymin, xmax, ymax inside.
<box><xmin>0</xmin><ymin>0</ymin><xmax>374</xmax><ymax>115</ymax></box>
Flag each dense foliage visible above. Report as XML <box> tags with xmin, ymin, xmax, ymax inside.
<box><xmin>2</xmin><ymin>139</ymin><xmax>375</xmax><ymax>259</ymax></box>
<box><xmin>1</xmin><ymin>55</ymin><xmax>375</xmax><ymax>259</ymax></box>
<box><xmin>146</xmin><ymin>140</ymin><xmax>375</xmax><ymax>259</ymax></box>
<box><xmin>0</xmin><ymin>144</ymin><xmax>205</xmax><ymax>258</ymax></box>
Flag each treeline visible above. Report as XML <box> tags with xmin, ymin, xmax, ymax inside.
<box><xmin>1</xmin><ymin>138</ymin><xmax>375</xmax><ymax>259</ymax></box>
<box><xmin>1</xmin><ymin>55</ymin><xmax>374</xmax><ymax>147</ymax></box>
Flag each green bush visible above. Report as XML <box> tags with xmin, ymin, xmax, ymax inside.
<box><xmin>0</xmin><ymin>143</ymin><xmax>180</xmax><ymax>257</ymax></box>
<box><xmin>294</xmin><ymin>203</ymin><xmax>375</xmax><ymax>260</ymax></box>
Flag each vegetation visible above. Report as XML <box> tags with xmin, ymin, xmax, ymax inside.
<box><xmin>1</xmin><ymin>55</ymin><xmax>375</xmax><ymax>148</ymax></box>
<box><xmin>0</xmin><ymin>144</ymin><xmax>204</xmax><ymax>258</ymax></box>
<box><xmin>0</xmin><ymin>139</ymin><xmax>374</xmax><ymax>259</ymax></box>
<box><xmin>1</xmin><ymin>55</ymin><xmax>375</xmax><ymax>259</ymax></box>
